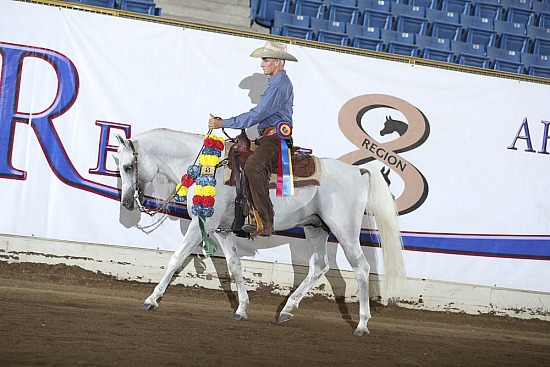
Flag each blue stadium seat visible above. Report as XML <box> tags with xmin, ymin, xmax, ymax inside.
<box><xmin>425</xmin><ymin>8</ymin><xmax>461</xmax><ymax>24</ymax></box>
<box><xmin>357</xmin><ymin>0</ymin><xmax>392</xmax><ymax>12</ymax></box>
<box><xmin>255</xmin><ymin>0</ymin><xmax>291</xmax><ymax>27</ymax></box>
<box><xmin>532</xmin><ymin>1</ymin><xmax>550</xmax><ymax>15</ymax></box>
<box><xmin>431</xmin><ymin>21</ymin><xmax>463</xmax><ymax>40</ymax></box>
<box><xmin>526</xmin><ymin>24</ymin><xmax>550</xmax><ymax>41</ymax></box>
<box><xmin>538</xmin><ymin>12</ymin><xmax>550</xmax><ymax>28</ymax></box>
<box><xmin>452</xmin><ymin>40</ymin><xmax>491</xmax><ymax>67</ymax></box>
<box><xmin>416</xmin><ymin>34</ymin><xmax>455</xmax><ymax>62</ymax></box>
<box><xmin>328</xmin><ymin>3</ymin><xmax>361</xmax><ymax>24</ymax></box>
<box><xmin>464</xmin><ymin>27</ymin><xmax>498</xmax><ymax>47</ymax></box>
<box><xmin>521</xmin><ymin>52</ymin><xmax>550</xmax><ymax>77</ymax></box>
<box><xmin>317</xmin><ymin>30</ymin><xmax>351</xmax><ymax>45</ymax></box>
<box><xmin>363</xmin><ymin>9</ymin><xmax>394</xmax><ymax>29</ymax></box>
<box><xmin>273</xmin><ymin>11</ymin><xmax>312</xmax><ymax>34</ymax></box>
<box><xmin>281</xmin><ymin>24</ymin><xmax>315</xmax><ymax>39</ymax></box>
<box><xmin>382</xmin><ymin>29</ymin><xmax>419</xmax><ymax>56</ymax></box>
<box><xmin>81</xmin><ymin>0</ymin><xmax>115</xmax><ymax>8</ymax></box>
<box><xmin>473</xmin><ymin>1</ymin><xmax>504</xmax><ymax>21</ymax></box>
<box><xmin>120</xmin><ymin>0</ymin><xmax>155</xmax><ymax>15</ymax></box>
<box><xmin>349</xmin><ymin>26</ymin><xmax>385</xmax><ymax>51</ymax></box>
<box><xmin>460</xmin><ymin>14</ymin><xmax>495</xmax><ymax>30</ymax></box>
<box><xmin>487</xmin><ymin>46</ymin><xmax>525</xmax><ymax>73</ymax></box>
<box><xmin>409</xmin><ymin>0</ymin><xmax>438</xmax><ymax>9</ymax></box>
<box><xmin>533</xmin><ymin>37</ymin><xmax>550</xmax><ymax>54</ymax></box>
<box><xmin>391</xmin><ymin>2</ymin><xmax>427</xmax><ymax>18</ymax></box>
<box><xmin>294</xmin><ymin>0</ymin><xmax>326</xmax><ymax>18</ymax></box>
<box><xmin>506</xmin><ymin>7</ymin><xmax>536</xmax><ymax>25</ymax></box>
<box><xmin>311</xmin><ymin>17</ymin><xmax>347</xmax><ymax>36</ymax></box>
<box><xmin>499</xmin><ymin>32</ymin><xmax>530</xmax><ymax>52</ymax></box>
<box><xmin>395</xmin><ymin>15</ymin><xmax>429</xmax><ymax>35</ymax></box>
<box><xmin>494</xmin><ymin>19</ymin><xmax>527</xmax><ymax>36</ymax></box>
<box><xmin>326</xmin><ymin>0</ymin><xmax>358</xmax><ymax>6</ymax></box>
<box><xmin>440</xmin><ymin>0</ymin><xmax>472</xmax><ymax>15</ymax></box>
<box><xmin>500</xmin><ymin>0</ymin><xmax>532</xmax><ymax>10</ymax></box>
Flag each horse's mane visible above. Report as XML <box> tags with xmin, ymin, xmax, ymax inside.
<box><xmin>132</xmin><ymin>128</ymin><xmax>205</xmax><ymax>159</ymax></box>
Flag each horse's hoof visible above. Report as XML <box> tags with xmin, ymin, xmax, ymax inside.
<box><xmin>231</xmin><ymin>313</ymin><xmax>247</xmax><ymax>321</ymax></box>
<box><xmin>139</xmin><ymin>303</ymin><xmax>158</xmax><ymax>311</ymax></box>
<box><xmin>278</xmin><ymin>312</ymin><xmax>293</xmax><ymax>323</ymax></box>
<box><xmin>353</xmin><ymin>328</ymin><xmax>370</xmax><ymax>336</ymax></box>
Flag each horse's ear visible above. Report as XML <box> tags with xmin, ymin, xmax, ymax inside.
<box><xmin>115</xmin><ymin>134</ymin><xmax>129</xmax><ymax>148</ymax></box>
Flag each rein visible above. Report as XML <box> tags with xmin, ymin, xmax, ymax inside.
<box><xmin>129</xmin><ymin>129</ymin><xmax>235</xmax><ymax>217</ymax></box>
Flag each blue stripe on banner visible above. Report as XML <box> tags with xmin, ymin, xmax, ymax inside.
<box><xmin>148</xmin><ymin>202</ymin><xmax>550</xmax><ymax>261</ymax></box>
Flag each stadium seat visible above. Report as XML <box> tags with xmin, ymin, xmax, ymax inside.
<box><xmin>521</xmin><ymin>52</ymin><xmax>550</xmax><ymax>77</ymax></box>
<box><xmin>273</xmin><ymin>11</ymin><xmax>312</xmax><ymax>34</ymax></box>
<box><xmin>294</xmin><ymin>0</ymin><xmax>326</xmax><ymax>18</ymax></box>
<box><xmin>498</xmin><ymin>33</ymin><xmax>530</xmax><ymax>52</ymax></box>
<box><xmin>281</xmin><ymin>24</ymin><xmax>315</xmax><ymax>39</ymax></box>
<box><xmin>255</xmin><ymin>0</ymin><xmax>291</xmax><ymax>27</ymax></box>
<box><xmin>325</xmin><ymin>0</ymin><xmax>358</xmax><ymax>6</ymax></box>
<box><xmin>526</xmin><ymin>24</ymin><xmax>550</xmax><ymax>41</ymax></box>
<box><xmin>391</xmin><ymin>2</ymin><xmax>427</xmax><ymax>18</ymax></box>
<box><xmin>350</xmin><ymin>26</ymin><xmax>385</xmax><ymax>51</ymax></box>
<box><xmin>416</xmin><ymin>34</ymin><xmax>455</xmax><ymax>62</ymax></box>
<box><xmin>317</xmin><ymin>30</ymin><xmax>351</xmax><ymax>45</ymax></box>
<box><xmin>430</xmin><ymin>21</ymin><xmax>463</xmax><ymax>40</ymax></box>
<box><xmin>440</xmin><ymin>0</ymin><xmax>472</xmax><ymax>15</ymax></box>
<box><xmin>473</xmin><ymin>1</ymin><xmax>504</xmax><ymax>21</ymax></box>
<box><xmin>363</xmin><ymin>9</ymin><xmax>394</xmax><ymax>29</ymax></box>
<box><xmin>452</xmin><ymin>40</ymin><xmax>491</xmax><ymax>67</ymax></box>
<box><xmin>505</xmin><ymin>7</ymin><xmax>536</xmax><ymax>25</ymax></box>
<box><xmin>533</xmin><ymin>37</ymin><xmax>550</xmax><ymax>54</ymax></box>
<box><xmin>81</xmin><ymin>0</ymin><xmax>115</xmax><ymax>8</ymax></box>
<box><xmin>532</xmin><ymin>1</ymin><xmax>550</xmax><ymax>15</ymax></box>
<box><xmin>494</xmin><ymin>19</ymin><xmax>527</xmax><ymax>36</ymax></box>
<box><xmin>382</xmin><ymin>29</ymin><xmax>419</xmax><ymax>56</ymax></box>
<box><xmin>357</xmin><ymin>0</ymin><xmax>392</xmax><ymax>12</ymax></box>
<box><xmin>464</xmin><ymin>27</ymin><xmax>498</xmax><ymax>47</ymax></box>
<box><xmin>409</xmin><ymin>0</ymin><xmax>438</xmax><ymax>9</ymax></box>
<box><xmin>500</xmin><ymin>0</ymin><xmax>532</xmax><ymax>10</ymax></box>
<box><xmin>460</xmin><ymin>14</ymin><xmax>495</xmax><ymax>30</ymax></box>
<box><xmin>487</xmin><ymin>46</ymin><xmax>525</xmax><ymax>73</ymax></box>
<box><xmin>328</xmin><ymin>3</ymin><xmax>361</xmax><ymax>24</ymax></box>
<box><xmin>311</xmin><ymin>17</ymin><xmax>347</xmax><ymax>36</ymax></box>
<box><xmin>119</xmin><ymin>0</ymin><xmax>156</xmax><ymax>15</ymax></box>
<box><xmin>425</xmin><ymin>8</ymin><xmax>461</xmax><ymax>24</ymax></box>
<box><xmin>538</xmin><ymin>12</ymin><xmax>550</xmax><ymax>28</ymax></box>
<box><xmin>395</xmin><ymin>15</ymin><xmax>429</xmax><ymax>35</ymax></box>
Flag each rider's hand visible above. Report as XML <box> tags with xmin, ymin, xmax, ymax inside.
<box><xmin>208</xmin><ymin>114</ymin><xmax>222</xmax><ymax>129</ymax></box>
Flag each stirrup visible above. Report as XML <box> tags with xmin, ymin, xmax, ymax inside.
<box><xmin>242</xmin><ymin>210</ymin><xmax>264</xmax><ymax>234</ymax></box>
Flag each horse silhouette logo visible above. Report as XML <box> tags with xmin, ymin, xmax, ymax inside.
<box><xmin>380</xmin><ymin>115</ymin><xmax>408</xmax><ymax>137</ymax></box>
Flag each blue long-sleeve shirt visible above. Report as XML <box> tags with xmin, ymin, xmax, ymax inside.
<box><xmin>222</xmin><ymin>70</ymin><xmax>294</xmax><ymax>131</ymax></box>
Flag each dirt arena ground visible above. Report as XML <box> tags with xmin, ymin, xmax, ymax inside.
<box><xmin>0</xmin><ymin>261</ymin><xmax>548</xmax><ymax>367</ymax></box>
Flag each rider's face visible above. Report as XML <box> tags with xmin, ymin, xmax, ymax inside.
<box><xmin>260</xmin><ymin>58</ymin><xmax>280</xmax><ymax>76</ymax></box>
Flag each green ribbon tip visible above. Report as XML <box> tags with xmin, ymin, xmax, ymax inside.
<box><xmin>198</xmin><ymin>216</ymin><xmax>217</xmax><ymax>257</ymax></box>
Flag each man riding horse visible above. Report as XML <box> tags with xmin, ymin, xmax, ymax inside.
<box><xmin>208</xmin><ymin>41</ymin><xmax>298</xmax><ymax>238</ymax></box>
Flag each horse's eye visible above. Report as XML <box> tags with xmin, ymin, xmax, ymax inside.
<box><xmin>123</xmin><ymin>164</ymin><xmax>132</xmax><ymax>173</ymax></box>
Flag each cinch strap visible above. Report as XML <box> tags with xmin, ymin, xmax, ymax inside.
<box><xmin>276</xmin><ymin>122</ymin><xmax>294</xmax><ymax>197</ymax></box>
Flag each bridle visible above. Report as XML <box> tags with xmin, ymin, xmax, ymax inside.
<box><xmin>128</xmin><ymin>140</ymin><xmax>176</xmax><ymax>217</ymax></box>
<box><xmin>126</xmin><ymin>129</ymin><xmax>235</xmax><ymax>217</ymax></box>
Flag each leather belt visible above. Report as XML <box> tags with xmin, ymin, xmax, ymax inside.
<box><xmin>260</xmin><ymin>126</ymin><xmax>277</xmax><ymax>137</ymax></box>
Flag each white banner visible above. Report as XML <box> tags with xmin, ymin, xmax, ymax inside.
<box><xmin>0</xmin><ymin>0</ymin><xmax>549</xmax><ymax>293</ymax></box>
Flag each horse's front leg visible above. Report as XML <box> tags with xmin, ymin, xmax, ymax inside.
<box><xmin>140</xmin><ymin>218</ymin><xmax>202</xmax><ymax>310</ymax></box>
<box><xmin>212</xmin><ymin>232</ymin><xmax>249</xmax><ymax>321</ymax></box>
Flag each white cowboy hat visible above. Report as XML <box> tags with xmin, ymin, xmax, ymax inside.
<box><xmin>250</xmin><ymin>41</ymin><xmax>298</xmax><ymax>62</ymax></box>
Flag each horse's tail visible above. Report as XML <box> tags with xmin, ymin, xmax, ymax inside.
<box><xmin>360</xmin><ymin>167</ymin><xmax>407</xmax><ymax>304</ymax></box>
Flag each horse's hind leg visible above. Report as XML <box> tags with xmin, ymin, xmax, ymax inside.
<box><xmin>278</xmin><ymin>225</ymin><xmax>329</xmax><ymax>323</ymax></box>
<box><xmin>140</xmin><ymin>218</ymin><xmax>202</xmax><ymax>310</ymax></box>
<box><xmin>212</xmin><ymin>232</ymin><xmax>249</xmax><ymax>321</ymax></box>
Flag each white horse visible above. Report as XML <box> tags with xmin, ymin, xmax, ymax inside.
<box><xmin>116</xmin><ymin>128</ymin><xmax>406</xmax><ymax>336</ymax></box>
